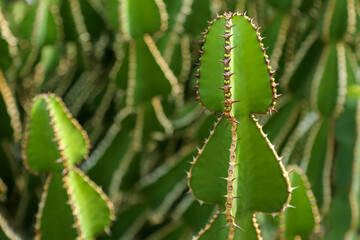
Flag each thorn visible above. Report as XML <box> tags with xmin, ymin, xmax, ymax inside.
<box><xmin>195</xmin><ymin>62</ymin><xmax>201</xmax><ymax>66</ymax></box>
<box><xmin>221</xmin><ymin>72</ymin><xmax>235</xmax><ymax>78</ymax></box>
<box><xmin>287</xmin><ymin>204</ymin><xmax>296</xmax><ymax>209</ymax></box>
<box><xmin>288</xmin><ymin>169</ymin><xmax>295</xmax><ymax>175</ymax></box>
<box><xmin>231</xmin><ymin>100</ymin><xmax>240</xmax><ymax>103</ymax></box>
<box><xmin>291</xmin><ymin>186</ymin><xmax>300</xmax><ymax>191</ymax></box>
<box><xmin>56</xmin><ymin>158</ymin><xmax>62</xmax><ymax>163</ymax></box>
<box><xmin>271</xmin><ymin>213</ymin><xmax>276</xmax><ymax>222</ymax></box>
<box><xmin>198</xmin><ymin>50</ymin><xmax>204</xmax><ymax>54</ymax></box>
<box><xmin>233</xmin><ymin>222</ymin><xmax>245</xmax><ymax>231</ymax></box>
<box><xmin>216</xmin><ymin>13</ymin><xmax>220</xmax><ymax>19</ymax></box>
<box><xmin>217</xmin><ymin>211</ymin><xmax>226</xmax><ymax>215</ymax></box>
<box><xmin>234</xmin><ymin>119</ymin><xmax>241</xmax><ymax>125</ymax></box>
<box><xmin>207</xmin><ymin>20</ymin><xmax>214</xmax><ymax>25</ymax></box>
<box><xmin>104</xmin><ymin>227</ymin><xmax>111</xmax><ymax>236</ymax></box>
<box><xmin>200</xmin><ymin>29</ymin><xmax>209</xmax><ymax>35</ymax></box>
<box><xmin>62</xmin><ymin>168</ymin><xmax>68</xmax><ymax>176</ymax></box>
<box><xmin>224</xmin><ymin>45</ymin><xmax>236</xmax><ymax>51</ymax></box>
<box><xmin>195</xmin><ymin>73</ymin><xmax>200</xmax><ymax>78</ymax></box>
<box><xmin>219</xmin><ymin>224</ymin><xmax>229</xmax><ymax>231</ymax></box>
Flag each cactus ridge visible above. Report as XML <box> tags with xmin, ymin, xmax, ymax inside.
<box><xmin>195</xmin><ymin>11</ymin><xmax>279</xmax><ymax>122</ymax></box>
<box><xmin>189</xmin><ymin>12</ymin><xmax>293</xmax><ymax>239</ymax></box>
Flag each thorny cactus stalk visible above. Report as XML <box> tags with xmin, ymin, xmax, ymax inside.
<box><xmin>188</xmin><ymin>12</ymin><xmax>294</xmax><ymax>239</ymax></box>
<box><xmin>22</xmin><ymin>93</ymin><xmax>115</xmax><ymax>239</ymax></box>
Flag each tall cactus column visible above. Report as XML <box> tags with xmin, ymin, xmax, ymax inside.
<box><xmin>188</xmin><ymin>12</ymin><xmax>292</xmax><ymax>239</ymax></box>
<box><xmin>22</xmin><ymin>93</ymin><xmax>115</xmax><ymax>239</ymax></box>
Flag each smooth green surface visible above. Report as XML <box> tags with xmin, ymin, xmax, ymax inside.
<box><xmin>306</xmin><ymin>118</ymin><xmax>330</xmax><ymax>209</ymax></box>
<box><xmin>197</xmin><ymin>213</ymin><xmax>229</xmax><ymax>240</ymax></box>
<box><xmin>198</xmin><ymin>18</ymin><xmax>226</xmax><ymax>113</ymax></box>
<box><xmin>235</xmin><ymin>117</ymin><xmax>289</xmax><ymax>214</ymax></box>
<box><xmin>47</xmin><ymin>96</ymin><xmax>89</xmax><ymax>166</ymax></box>
<box><xmin>99</xmin><ymin>202</ymin><xmax>147</xmax><ymax>240</ymax></box>
<box><xmin>37</xmin><ymin>173</ymin><xmax>77</xmax><ymax>240</ymax></box>
<box><xmin>325</xmin><ymin>0</ymin><xmax>349</xmax><ymax>41</ymax></box>
<box><xmin>315</xmin><ymin>44</ymin><xmax>339</xmax><ymax>117</ymax></box>
<box><xmin>189</xmin><ymin>118</ymin><xmax>230</xmax><ymax>205</ymax></box>
<box><xmin>0</xmin><ymin>92</ymin><xmax>13</xmax><ymax>139</ymax></box>
<box><xmin>34</xmin><ymin>1</ymin><xmax>58</xmax><ymax>47</ymax></box>
<box><xmin>121</xmin><ymin>0</ymin><xmax>163</xmax><ymax>39</ymax></box>
<box><xmin>143</xmin><ymin>151</ymin><xmax>193</xmax><ymax>209</ymax></box>
<box><xmin>132</xmin><ymin>38</ymin><xmax>172</xmax><ymax>106</ymax></box>
<box><xmin>25</xmin><ymin>97</ymin><xmax>61</xmax><ymax>172</ymax></box>
<box><xmin>325</xmin><ymin>99</ymin><xmax>357</xmax><ymax>239</ymax></box>
<box><xmin>0</xmin><ymin>38</ymin><xmax>12</xmax><ymax>70</ymax></box>
<box><xmin>87</xmin><ymin>115</ymin><xmax>134</xmax><ymax>193</ymax></box>
<box><xmin>284</xmin><ymin>166</ymin><xmax>317</xmax><ymax>239</ymax></box>
<box><xmin>65</xmin><ymin>168</ymin><xmax>113</xmax><ymax>239</ymax></box>
<box><xmin>231</xmin><ymin>15</ymin><xmax>273</xmax><ymax>117</ymax></box>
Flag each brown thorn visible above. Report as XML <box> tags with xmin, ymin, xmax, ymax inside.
<box><xmin>219</xmin><ymin>224</ymin><xmax>229</xmax><ymax>231</ymax></box>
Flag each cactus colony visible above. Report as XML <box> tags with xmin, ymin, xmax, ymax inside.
<box><xmin>0</xmin><ymin>0</ymin><xmax>359</xmax><ymax>239</ymax></box>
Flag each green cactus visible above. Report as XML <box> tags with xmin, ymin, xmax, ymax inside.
<box><xmin>188</xmin><ymin>12</ymin><xmax>292</xmax><ymax>239</ymax></box>
<box><xmin>1</xmin><ymin>0</ymin><xmax>360</xmax><ymax>239</ymax></box>
<box><xmin>22</xmin><ymin>93</ymin><xmax>114</xmax><ymax>239</ymax></box>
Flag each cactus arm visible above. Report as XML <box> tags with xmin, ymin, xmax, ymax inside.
<box><xmin>304</xmin><ymin>118</ymin><xmax>333</xmax><ymax>211</ymax></box>
<box><xmin>321</xmin><ymin>0</ymin><xmax>356</xmax><ymax>41</ymax></box>
<box><xmin>120</xmin><ymin>0</ymin><xmax>167</xmax><ymax>40</ymax></box>
<box><xmin>188</xmin><ymin>117</ymin><xmax>231</xmax><ymax>205</ymax></box>
<box><xmin>194</xmin><ymin>209</ymin><xmax>229</xmax><ymax>240</ymax></box>
<box><xmin>190</xmin><ymin>12</ymin><xmax>291</xmax><ymax>239</ymax></box>
<box><xmin>0</xmin><ymin>71</ymin><xmax>22</xmax><ymax>141</ymax></box>
<box><xmin>279</xmin><ymin>165</ymin><xmax>321</xmax><ymax>240</ymax></box>
<box><xmin>196</xmin><ymin>17</ymin><xmax>227</xmax><ymax>113</ymax></box>
<box><xmin>324</xmin><ymin>47</ymin><xmax>359</xmax><ymax>239</ymax></box>
<box><xmin>143</xmin><ymin>35</ymin><xmax>183</xmax><ymax>105</ymax></box>
<box><xmin>263</xmin><ymin>98</ymin><xmax>301</xmax><ymax>146</ymax></box>
<box><xmin>22</xmin><ymin>96</ymin><xmax>61</xmax><ymax>173</ymax></box>
<box><xmin>230</xmin><ymin>15</ymin><xmax>276</xmax><ymax>117</ymax></box>
<box><xmin>126</xmin><ymin>38</ymin><xmax>172</xmax><ymax>107</ymax></box>
<box><xmin>23</xmin><ymin>93</ymin><xmax>114</xmax><ymax>239</ymax></box>
<box><xmin>0</xmin><ymin>214</ymin><xmax>21</xmax><ymax>240</ymax></box>
<box><xmin>101</xmin><ymin>202</ymin><xmax>147</xmax><ymax>240</ymax></box>
<box><xmin>142</xmin><ymin>148</ymin><xmax>195</xmax><ymax>223</ymax></box>
<box><xmin>63</xmin><ymin>167</ymin><xmax>115</xmax><ymax>239</ymax></box>
<box><xmin>35</xmin><ymin>173</ymin><xmax>78</xmax><ymax>240</ymax></box>
<box><xmin>311</xmin><ymin>43</ymin><xmax>347</xmax><ymax>118</ymax></box>
<box><xmin>45</xmin><ymin>95</ymin><xmax>90</xmax><ymax>167</ymax></box>
<box><xmin>324</xmin><ymin>99</ymin><xmax>358</xmax><ymax>239</ymax></box>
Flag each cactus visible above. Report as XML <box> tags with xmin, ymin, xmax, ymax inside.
<box><xmin>279</xmin><ymin>165</ymin><xmax>321</xmax><ymax>239</ymax></box>
<box><xmin>188</xmin><ymin>12</ymin><xmax>292</xmax><ymax>239</ymax></box>
<box><xmin>22</xmin><ymin>93</ymin><xmax>114</xmax><ymax>239</ymax></box>
<box><xmin>1</xmin><ymin>0</ymin><xmax>360</xmax><ymax>239</ymax></box>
